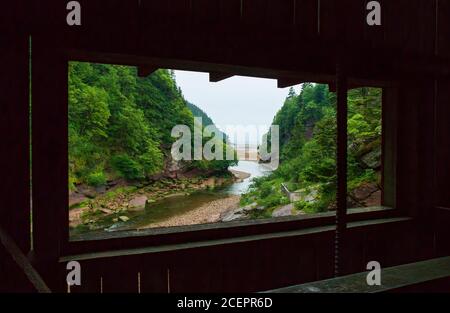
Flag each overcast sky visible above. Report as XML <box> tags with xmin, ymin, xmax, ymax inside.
<box><xmin>174</xmin><ymin>70</ymin><xmax>302</xmax><ymax>145</ymax></box>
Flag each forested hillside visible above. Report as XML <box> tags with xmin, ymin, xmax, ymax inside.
<box><xmin>186</xmin><ymin>101</ymin><xmax>227</xmax><ymax>142</ymax></box>
<box><xmin>241</xmin><ymin>84</ymin><xmax>382</xmax><ymax>215</ymax></box>
<box><xmin>68</xmin><ymin>63</ymin><xmax>235</xmax><ymax>190</ymax></box>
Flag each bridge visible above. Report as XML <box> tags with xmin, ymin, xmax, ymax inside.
<box><xmin>1</xmin><ymin>0</ymin><xmax>450</xmax><ymax>292</ymax></box>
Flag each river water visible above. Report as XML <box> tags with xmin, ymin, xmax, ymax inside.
<box><xmin>222</xmin><ymin>160</ymin><xmax>273</xmax><ymax>194</ymax></box>
<box><xmin>71</xmin><ymin>161</ymin><xmax>272</xmax><ymax>237</ymax></box>
<box><xmin>118</xmin><ymin>161</ymin><xmax>272</xmax><ymax>229</ymax></box>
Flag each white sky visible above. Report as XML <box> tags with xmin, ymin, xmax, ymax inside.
<box><xmin>174</xmin><ymin>70</ymin><xmax>302</xmax><ymax>145</ymax></box>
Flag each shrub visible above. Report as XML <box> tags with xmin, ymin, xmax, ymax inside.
<box><xmin>86</xmin><ymin>171</ymin><xmax>107</xmax><ymax>187</ymax></box>
<box><xmin>258</xmin><ymin>193</ymin><xmax>289</xmax><ymax>208</ymax></box>
<box><xmin>111</xmin><ymin>154</ymin><xmax>144</xmax><ymax>181</ymax></box>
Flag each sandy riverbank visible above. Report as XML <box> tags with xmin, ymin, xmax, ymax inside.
<box><xmin>138</xmin><ymin>194</ymin><xmax>240</xmax><ymax>229</ymax></box>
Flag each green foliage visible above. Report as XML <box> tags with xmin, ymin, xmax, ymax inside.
<box><xmin>111</xmin><ymin>154</ymin><xmax>144</xmax><ymax>180</ymax></box>
<box><xmin>86</xmin><ymin>171</ymin><xmax>107</xmax><ymax>187</ymax></box>
<box><xmin>244</xmin><ymin>84</ymin><xmax>382</xmax><ymax>214</ymax></box>
<box><xmin>69</xmin><ymin>62</ymin><xmax>236</xmax><ymax>187</ymax></box>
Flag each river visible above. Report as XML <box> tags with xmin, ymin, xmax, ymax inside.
<box><xmin>106</xmin><ymin>161</ymin><xmax>272</xmax><ymax>232</ymax></box>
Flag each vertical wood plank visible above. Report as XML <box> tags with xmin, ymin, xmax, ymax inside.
<box><xmin>218</xmin><ymin>0</ymin><xmax>242</xmax><ymax>24</ymax></box>
<box><xmin>437</xmin><ymin>0</ymin><xmax>450</xmax><ymax>57</ymax></box>
<box><xmin>101</xmin><ymin>256</ymin><xmax>140</xmax><ymax>293</ymax></box>
<box><xmin>384</xmin><ymin>0</ymin><xmax>436</xmax><ymax>55</ymax></box>
<box><xmin>382</xmin><ymin>87</ymin><xmax>398</xmax><ymax>208</ymax></box>
<box><xmin>363</xmin><ymin>0</ymin><xmax>386</xmax><ymax>48</ymax></box>
<box><xmin>435</xmin><ymin>79</ymin><xmax>450</xmax><ymax>206</ymax></box>
<box><xmin>294</xmin><ymin>0</ymin><xmax>318</xmax><ymax>37</ymax></box>
<box><xmin>335</xmin><ymin>60</ymin><xmax>348</xmax><ymax>277</ymax></box>
<box><xmin>319</xmin><ymin>0</ymin><xmax>337</xmax><ymax>40</ymax></box>
<box><xmin>192</xmin><ymin>0</ymin><xmax>220</xmax><ymax>25</ymax></box>
<box><xmin>31</xmin><ymin>35</ymin><xmax>68</xmax><ymax>288</ymax></box>
<box><xmin>0</xmin><ymin>33</ymin><xmax>30</xmax><ymax>253</ymax></box>
<box><xmin>396</xmin><ymin>79</ymin><xmax>435</xmax><ymax>218</ymax></box>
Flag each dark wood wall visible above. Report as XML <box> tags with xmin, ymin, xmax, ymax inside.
<box><xmin>0</xmin><ymin>33</ymin><xmax>30</xmax><ymax>253</ymax></box>
<box><xmin>61</xmin><ymin>218</ymin><xmax>432</xmax><ymax>293</ymax></box>
<box><xmin>1</xmin><ymin>0</ymin><xmax>449</xmax><ymax>292</ymax></box>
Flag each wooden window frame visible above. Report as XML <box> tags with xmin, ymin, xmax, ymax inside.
<box><xmin>31</xmin><ymin>47</ymin><xmax>399</xmax><ymax>260</ymax></box>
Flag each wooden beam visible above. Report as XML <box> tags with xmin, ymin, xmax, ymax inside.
<box><xmin>0</xmin><ymin>226</ymin><xmax>51</xmax><ymax>293</ymax></box>
<box><xmin>209</xmin><ymin>72</ymin><xmax>234</xmax><ymax>82</ymax></box>
<box><xmin>328</xmin><ymin>82</ymin><xmax>364</xmax><ymax>92</ymax></box>
<box><xmin>137</xmin><ymin>66</ymin><xmax>158</xmax><ymax>77</ymax></box>
<box><xmin>277</xmin><ymin>78</ymin><xmax>305</xmax><ymax>88</ymax></box>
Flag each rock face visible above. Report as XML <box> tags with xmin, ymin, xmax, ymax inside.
<box><xmin>272</xmin><ymin>204</ymin><xmax>295</xmax><ymax>217</ymax></box>
<box><xmin>361</xmin><ymin>146</ymin><xmax>382</xmax><ymax>169</ymax></box>
<box><xmin>128</xmin><ymin>195</ymin><xmax>147</xmax><ymax>211</ymax></box>
<box><xmin>348</xmin><ymin>182</ymin><xmax>381</xmax><ymax>207</ymax></box>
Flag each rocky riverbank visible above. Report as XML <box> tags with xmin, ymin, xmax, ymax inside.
<box><xmin>138</xmin><ymin>195</ymin><xmax>240</xmax><ymax>229</ymax></box>
<box><xmin>69</xmin><ymin>174</ymin><xmax>237</xmax><ymax>230</ymax></box>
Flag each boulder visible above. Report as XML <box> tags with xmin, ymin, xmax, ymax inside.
<box><xmin>99</xmin><ymin>208</ymin><xmax>113</xmax><ymax>214</ymax></box>
<box><xmin>221</xmin><ymin>211</ymin><xmax>245</xmax><ymax>222</ymax></box>
<box><xmin>69</xmin><ymin>192</ymin><xmax>88</xmax><ymax>207</ymax></box>
<box><xmin>272</xmin><ymin>204</ymin><xmax>294</xmax><ymax>217</ymax></box>
<box><xmin>350</xmin><ymin>182</ymin><xmax>379</xmax><ymax>202</ymax></box>
<box><xmin>363</xmin><ymin>190</ymin><xmax>382</xmax><ymax>207</ymax></box>
<box><xmin>118</xmin><ymin>216</ymin><xmax>129</xmax><ymax>222</ymax></box>
<box><xmin>95</xmin><ymin>185</ymin><xmax>106</xmax><ymax>194</ymax></box>
<box><xmin>361</xmin><ymin>146</ymin><xmax>382</xmax><ymax>169</ymax></box>
<box><xmin>128</xmin><ymin>195</ymin><xmax>147</xmax><ymax>211</ymax></box>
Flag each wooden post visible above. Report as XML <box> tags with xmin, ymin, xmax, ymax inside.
<box><xmin>0</xmin><ymin>33</ymin><xmax>31</xmax><ymax>253</ymax></box>
<box><xmin>31</xmin><ymin>35</ymin><xmax>68</xmax><ymax>289</ymax></box>
<box><xmin>335</xmin><ymin>60</ymin><xmax>348</xmax><ymax>277</ymax></box>
<box><xmin>334</xmin><ymin>0</ymin><xmax>349</xmax><ymax>278</ymax></box>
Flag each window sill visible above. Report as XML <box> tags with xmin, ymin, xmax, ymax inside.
<box><xmin>61</xmin><ymin>214</ymin><xmax>410</xmax><ymax>263</ymax></box>
<box><xmin>63</xmin><ymin>206</ymin><xmax>399</xmax><ymax>256</ymax></box>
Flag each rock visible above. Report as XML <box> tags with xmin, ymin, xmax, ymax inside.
<box><xmin>112</xmin><ymin>218</ymin><xmax>119</xmax><ymax>222</ymax></box>
<box><xmin>107</xmin><ymin>180</ymin><xmax>119</xmax><ymax>187</ymax></box>
<box><xmin>95</xmin><ymin>185</ymin><xmax>106</xmax><ymax>194</ymax></box>
<box><xmin>128</xmin><ymin>195</ymin><xmax>147</xmax><ymax>211</ymax></box>
<box><xmin>363</xmin><ymin>190</ymin><xmax>382</xmax><ymax>207</ymax></box>
<box><xmin>351</xmin><ymin>182</ymin><xmax>379</xmax><ymax>202</ymax></box>
<box><xmin>199</xmin><ymin>177</ymin><xmax>216</xmax><ymax>189</ymax></box>
<box><xmin>241</xmin><ymin>204</ymin><xmax>256</xmax><ymax>213</ymax></box>
<box><xmin>283</xmin><ymin>184</ymin><xmax>320</xmax><ymax>203</ymax></box>
<box><xmin>221</xmin><ymin>211</ymin><xmax>245</xmax><ymax>222</ymax></box>
<box><xmin>69</xmin><ymin>192</ymin><xmax>88</xmax><ymax>207</ymax></box>
<box><xmin>272</xmin><ymin>204</ymin><xmax>294</xmax><ymax>217</ymax></box>
<box><xmin>99</xmin><ymin>208</ymin><xmax>113</xmax><ymax>214</ymax></box>
<box><xmin>68</xmin><ymin>207</ymin><xmax>87</xmax><ymax>228</ymax></box>
<box><xmin>78</xmin><ymin>186</ymin><xmax>97</xmax><ymax>199</ymax></box>
<box><xmin>118</xmin><ymin>216</ymin><xmax>129</xmax><ymax>222</ymax></box>
<box><xmin>361</xmin><ymin>146</ymin><xmax>382</xmax><ymax>169</ymax></box>
<box><xmin>300</xmin><ymin>187</ymin><xmax>319</xmax><ymax>203</ymax></box>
